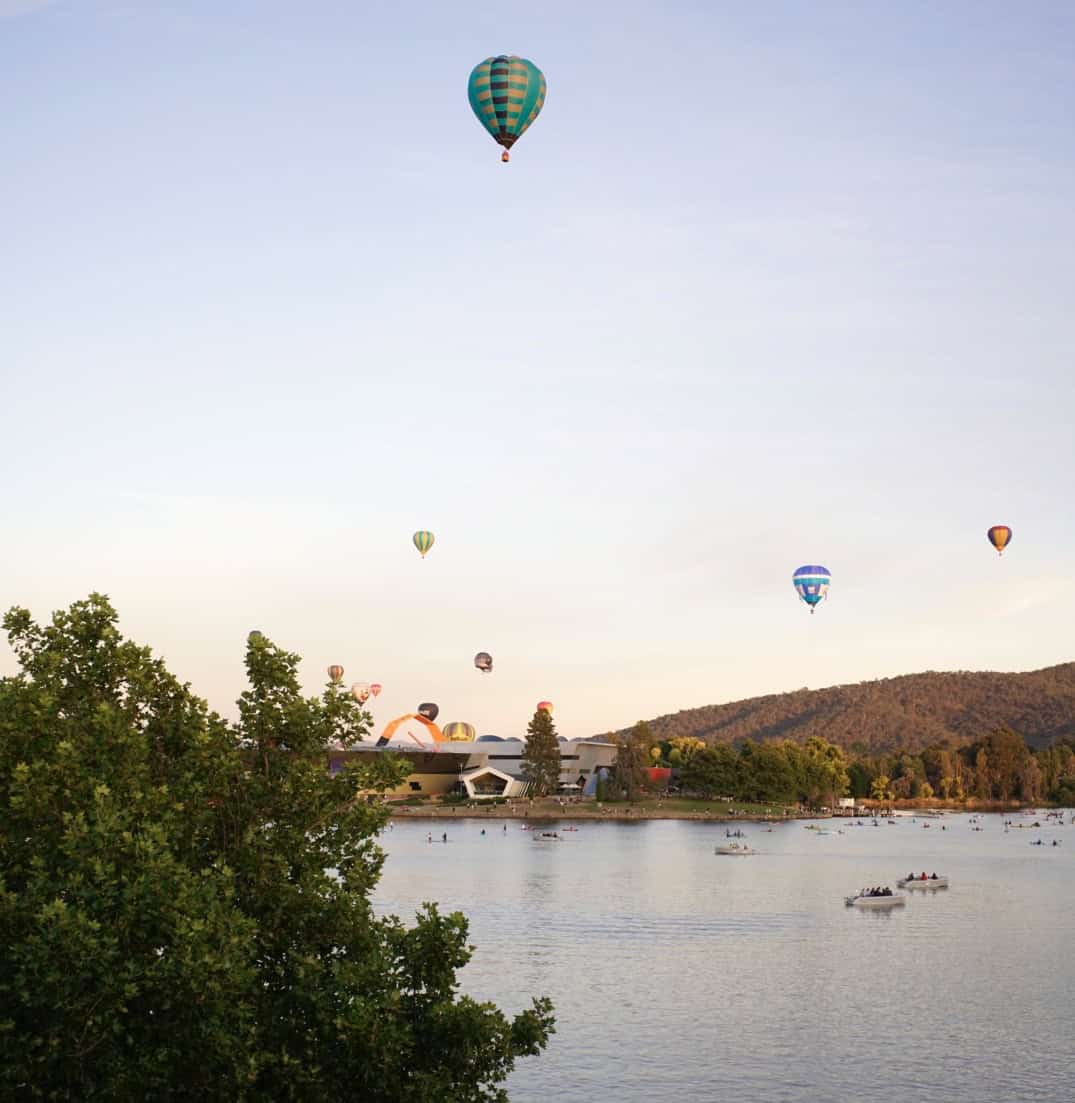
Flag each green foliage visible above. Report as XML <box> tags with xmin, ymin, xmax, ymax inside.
<box><xmin>610</xmin><ymin>722</ymin><xmax>651</xmax><ymax>801</ymax></box>
<box><xmin>522</xmin><ymin>708</ymin><xmax>561</xmax><ymax>797</ymax></box>
<box><xmin>0</xmin><ymin>594</ymin><xmax>553</xmax><ymax>1101</ymax></box>
<box><xmin>680</xmin><ymin>744</ymin><xmax>738</xmax><ymax>799</ymax></box>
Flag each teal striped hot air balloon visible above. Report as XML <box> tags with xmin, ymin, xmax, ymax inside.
<box><xmin>412</xmin><ymin>530</ymin><xmax>434</xmax><ymax>558</ymax></box>
<box><xmin>468</xmin><ymin>55</ymin><xmax>546</xmax><ymax>163</ymax></box>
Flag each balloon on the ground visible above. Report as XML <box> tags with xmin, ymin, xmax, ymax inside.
<box><xmin>792</xmin><ymin>566</ymin><xmax>831</xmax><ymax>614</ymax></box>
<box><xmin>536</xmin><ymin>700</ymin><xmax>554</xmax><ymax>715</ymax></box>
<box><xmin>417</xmin><ymin>702</ymin><xmax>440</xmax><ymax>722</ymax></box>
<box><xmin>442</xmin><ymin>721</ymin><xmax>476</xmax><ymax>742</ymax></box>
<box><xmin>327</xmin><ymin>665</ymin><xmax>344</xmax><ymax>683</ymax></box>
<box><xmin>474</xmin><ymin>651</ymin><xmax>493</xmax><ymax>673</ymax></box>
<box><xmin>377</xmin><ymin>713</ymin><xmax>444</xmax><ymax>747</ymax></box>
<box><xmin>413</xmin><ymin>530</ymin><xmax>435</xmax><ymax>558</ymax></box>
<box><xmin>369</xmin><ymin>683</ymin><xmax>383</xmax><ymax>697</ymax></box>
<box><xmin>350</xmin><ymin>682</ymin><xmax>371</xmax><ymax>704</ymax></box>
<box><xmin>987</xmin><ymin>525</ymin><xmax>1012</xmax><ymax>555</ymax></box>
<box><xmin>468</xmin><ymin>55</ymin><xmax>546</xmax><ymax>163</ymax></box>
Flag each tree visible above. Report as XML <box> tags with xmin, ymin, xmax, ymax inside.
<box><xmin>0</xmin><ymin>595</ymin><xmax>553</xmax><ymax>1100</ymax></box>
<box><xmin>870</xmin><ymin>775</ymin><xmax>892</xmax><ymax>802</ymax></box>
<box><xmin>681</xmin><ymin>744</ymin><xmax>738</xmax><ymax>799</ymax></box>
<box><xmin>522</xmin><ymin>706</ymin><xmax>561</xmax><ymax>797</ymax></box>
<box><xmin>611</xmin><ymin>722</ymin><xmax>651</xmax><ymax>801</ymax></box>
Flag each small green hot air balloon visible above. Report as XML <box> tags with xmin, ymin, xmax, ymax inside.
<box><xmin>468</xmin><ymin>55</ymin><xmax>546</xmax><ymax>163</ymax></box>
<box><xmin>413</xmin><ymin>530</ymin><xmax>434</xmax><ymax>558</ymax></box>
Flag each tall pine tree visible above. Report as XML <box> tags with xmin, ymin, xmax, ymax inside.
<box><xmin>522</xmin><ymin>707</ymin><xmax>561</xmax><ymax>796</ymax></box>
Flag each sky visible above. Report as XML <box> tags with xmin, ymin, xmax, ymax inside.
<box><xmin>3</xmin><ymin>0</ymin><xmax>1074</xmax><ymax>739</ymax></box>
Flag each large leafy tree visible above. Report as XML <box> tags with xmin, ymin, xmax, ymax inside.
<box><xmin>610</xmin><ymin>722</ymin><xmax>651</xmax><ymax>801</ymax></box>
<box><xmin>0</xmin><ymin>595</ymin><xmax>552</xmax><ymax>1101</ymax></box>
<box><xmin>521</xmin><ymin>707</ymin><xmax>561</xmax><ymax>797</ymax></box>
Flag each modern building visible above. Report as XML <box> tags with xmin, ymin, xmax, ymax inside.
<box><xmin>328</xmin><ymin>737</ymin><xmax>617</xmax><ymax>800</ymax></box>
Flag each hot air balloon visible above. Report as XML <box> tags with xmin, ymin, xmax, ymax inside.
<box><xmin>792</xmin><ymin>566</ymin><xmax>831</xmax><ymax>614</ymax></box>
<box><xmin>987</xmin><ymin>525</ymin><xmax>1012</xmax><ymax>555</ymax></box>
<box><xmin>474</xmin><ymin>651</ymin><xmax>493</xmax><ymax>673</ymax></box>
<box><xmin>536</xmin><ymin>700</ymin><xmax>554</xmax><ymax>715</ymax></box>
<box><xmin>248</xmin><ymin>629</ymin><xmax>264</xmax><ymax>642</ymax></box>
<box><xmin>417</xmin><ymin>702</ymin><xmax>440</xmax><ymax>722</ymax></box>
<box><xmin>468</xmin><ymin>55</ymin><xmax>546</xmax><ymax>163</ymax></box>
<box><xmin>370</xmin><ymin>683</ymin><xmax>383</xmax><ymax>697</ymax></box>
<box><xmin>327</xmin><ymin>665</ymin><xmax>344</xmax><ymax>683</ymax></box>
<box><xmin>442</xmin><ymin>721</ymin><xmax>476</xmax><ymax>742</ymax></box>
<box><xmin>350</xmin><ymin>682</ymin><xmax>371</xmax><ymax>704</ymax></box>
<box><xmin>413</xmin><ymin>530</ymin><xmax>435</xmax><ymax>558</ymax></box>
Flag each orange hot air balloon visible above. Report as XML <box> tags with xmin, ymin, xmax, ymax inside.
<box><xmin>987</xmin><ymin>525</ymin><xmax>1012</xmax><ymax>555</ymax></box>
<box><xmin>327</xmin><ymin>665</ymin><xmax>344</xmax><ymax>684</ymax></box>
<box><xmin>536</xmin><ymin>700</ymin><xmax>553</xmax><ymax>715</ymax></box>
<box><xmin>370</xmin><ymin>683</ymin><xmax>383</xmax><ymax>697</ymax></box>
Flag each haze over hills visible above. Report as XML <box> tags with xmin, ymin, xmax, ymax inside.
<box><xmin>614</xmin><ymin>664</ymin><xmax>1075</xmax><ymax>754</ymax></box>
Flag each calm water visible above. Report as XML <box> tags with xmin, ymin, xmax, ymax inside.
<box><xmin>374</xmin><ymin>813</ymin><xmax>1074</xmax><ymax>1102</ymax></box>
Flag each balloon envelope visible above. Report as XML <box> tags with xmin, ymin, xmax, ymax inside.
<box><xmin>370</xmin><ymin>683</ymin><xmax>383</xmax><ymax>697</ymax></box>
<box><xmin>987</xmin><ymin>525</ymin><xmax>1012</xmax><ymax>555</ymax></box>
<box><xmin>417</xmin><ymin>702</ymin><xmax>440</xmax><ymax>722</ymax></box>
<box><xmin>327</xmin><ymin>665</ymin><xmax>344</xmax><ymax>683</ymax></box>
<box><xmin>442</xmin><ymin>721</ymin><xmax>476</xmax><ymax>742</ymax></box>
<box><xmin>792</xmin><ymin>566</ymin><xmax>831</xmax><ymax>613</ymax></box>
<box><xmin>474</xmin><ymin>651</ymin><xmax>493</xmax><ymax>672</ymax></box>
<box><xmin>350</xmin><ymin>682</ymin><xmax>371</xmax><ymax>704</ymax></box>
<box><xmin>536</xmin><ymin>700</ymin><xmax>554</xmax><ymax>715</ymax></box>
<box><xmin>468</xmin><ymin>56</ymin><xmax>547</xmax><ymax>160</ymax></box>
<box><xmin>413</xmin><ymin>530</ymin><xmax>435</xmax><ymax>558</ymax></box>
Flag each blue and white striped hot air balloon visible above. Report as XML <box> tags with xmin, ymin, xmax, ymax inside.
<box><xmin>793</xmin><ymin>565</ymin><xmax>831</xmax><ymax>614</ymax></box>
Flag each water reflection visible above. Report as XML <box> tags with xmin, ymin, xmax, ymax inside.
<box><xmin>374</xmin><ymin>813</ymin><xmax>1075</xmax><ymax>1103</ymax></box>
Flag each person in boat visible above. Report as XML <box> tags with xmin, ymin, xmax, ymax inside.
<box><xmin>920</xmin><ymin>871</ymin><xmax>928</xmax><ymax>880</ymax></box>
<box><xmin>907</xmin><ymin>871</ymin><xmax>915</xmax><ymax>882</ymax></box>
<box><xmin>930</xmin><ymin>872</ymin><xmax>938</xmax><ymax>879</ymax></box>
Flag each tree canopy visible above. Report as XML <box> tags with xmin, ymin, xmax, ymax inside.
<box><xmin>521</xmin><ymin>707</ymin><xmax>560</xmax><ymax>797</ymax></box>
<box><xmin>0</xmin><ymin>594</ymin><xmax>553</xmax><ymax>1101</ymax></box>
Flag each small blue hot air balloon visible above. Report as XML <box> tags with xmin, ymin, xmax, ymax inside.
<box><xmin>793</xmin><ymin>565</ymin><xmax>831</xmax><ymax>614</ymax></box>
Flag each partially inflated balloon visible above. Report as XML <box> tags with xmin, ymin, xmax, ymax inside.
<box><xmin>413</xmin><ymin>531</ymin><xmax>435</xmax><ymax>558</ymax></box>
<box><xmin>417</xmin><ymin>702</ymin><xmax>439</xmax><ymax>722</ymax></box>
<box><xmin>468</xmin><ymin>55</ymin><xmax>546</xmax><ymax>163</ymax></box>
<box><xmin>442</xmin><ymin>721</ymin><xmax>476</xmax><ymax>742</ymax></box>
<box><xmin>987</xmin><ymin>525</ymin><xmax>1012</xmax><ymax>555</ymax></box>
<box><xmin>474</xmin><ymin>651</ymin><xmax>493</xmax><ymax>673</ymax></box>
<box><xmin>327</xmin><ymin>665</ymin><xmax>344</xmax><ymax>683</ymax></box>
<box><xmin>536</xmin><ymin>700</ymin><xmax>553</xmax><ymax>715</ymax></box>
<box><xmin>370</xmin><ymin>683</ymin><xmax>383</xmax><ymax>697</ymax></box>
<box><xmin>792</xmin><ymin>566</ymin><xmax>831</xmax><ymax>614</ymax></box>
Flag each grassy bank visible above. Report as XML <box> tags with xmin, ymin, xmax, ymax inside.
<box><xmin>388</xmin><ymin>797</ymin><xmax>803</xmax><ymax>822</ymax></box>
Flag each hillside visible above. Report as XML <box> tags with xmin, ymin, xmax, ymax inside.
<box><xmin>616</xmin><ymin>664</ymin><xmax>1075</xmax><ymax>754</ymax></box>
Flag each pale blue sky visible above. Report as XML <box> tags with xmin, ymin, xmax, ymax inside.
<box><xmin>3</xmin><ymin>1</ymin><xmax>1074</xmax><ymax>738</ymax></box>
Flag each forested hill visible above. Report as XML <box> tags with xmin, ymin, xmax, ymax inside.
<box><xmin>615</xmin><ymin>664</ymin><xmax>1075</xmax><ymax>753</ymax></box>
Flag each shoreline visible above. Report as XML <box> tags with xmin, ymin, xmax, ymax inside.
<box><xmin>387</xmin><ymin>799</ymin><xmax>1052</xmax><ymax>824</ymax></box>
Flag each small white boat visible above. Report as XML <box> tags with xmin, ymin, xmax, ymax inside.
<box><xmin>714</xmin><ymin>843</ymin><xmax>754</xmax><ymax>855</ymax></box>
<box><xmin>897</xmin><ymin>875</ymin><xmax>949</xmax><ymax>889</ymax></box>
<box><xmin>846</xmin><ymin>892</ymin><xmax>905</xmax><ymax>909</ymax></box>
<box><xmin>532</xmin><ymin>831</ymin><xmax>562</xmax><ymax>842</ymax></box>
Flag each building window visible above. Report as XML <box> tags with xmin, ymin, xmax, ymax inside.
<box><xmin>409</xmin><ymin>781</ymin><xmax>422</xmax><ymax>791</ymax></box>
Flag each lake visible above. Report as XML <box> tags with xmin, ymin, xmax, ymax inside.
<box><xmin>373</xmin><ymin>813</ymin><xmax>1074</xmax><ymax>1102</ymax></box>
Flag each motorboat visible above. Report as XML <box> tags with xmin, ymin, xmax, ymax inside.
<box><xmin>532</xmin><ymin>831</ymin><xmax>562</xmax><ymax>842</ymax></box>
<box><xmin>714</xmin><ymin>842</ymin><xmax>754</xmax><ymax>855</ymax></box>
<box><xmin>897</xmin><ymin>875</ymin><xmax>949</xmax><ymax>889</ymax></box>
<box><xmin>845</xmin><ymin>891</ymin><xmax>905</xmax><ymax>909</ymax></box>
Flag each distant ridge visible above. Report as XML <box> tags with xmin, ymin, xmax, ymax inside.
<box><xmin>614</xmin><ymin>664</ymin><xmax>1075</xmax><ymax>753</ymax></box>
